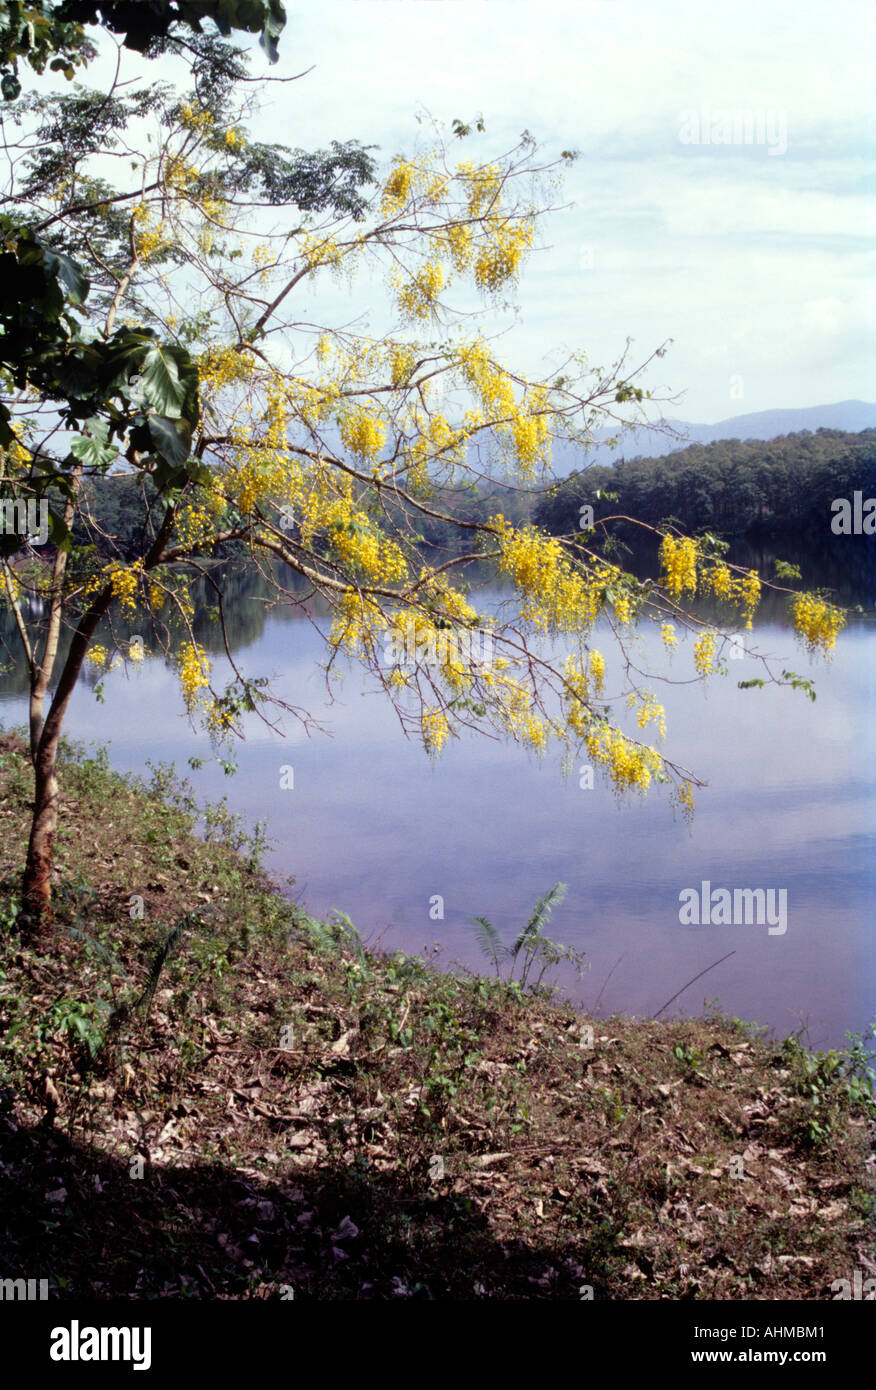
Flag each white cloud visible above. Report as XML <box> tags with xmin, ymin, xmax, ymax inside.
<box><xmin>57</xmin><ymin>0</ymin><xmax>876</xmax><ymax>421</ymax></box>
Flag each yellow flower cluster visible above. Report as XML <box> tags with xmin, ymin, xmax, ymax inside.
<box><xmin>1</xmin><ymin>425</ymin><xmax>31</xmax><ymax>468</ymax></box>
<box><xmin>626</xmin><ymin>689</ymin><xmax>667</xmax><ymax>739</ymax></box>
<box><xmin>110</xmin><ymin>561</ymin><xmax>141</xmax><ymax>616</ymax></box>
<box><xmin>660</xmin><ymin>622</ymin><xmax>678</xmax><ymax>649</ymax></box>
<box><xmin>82</xmin><ymin>560</ymin><xmax>143</xmax><ymax>617</ymax></box>
<box><xmin>330</xmin><ymin>589</ymin><xmax>390</xmax><ymax>660</ymax></box>
<box><xmin>297</xmin><ymin>232</ymin><xmax>344</xmax><ymax>271</ymax></box>
<box><xmin>176</xmin><ymin>641</ymin><xmax>212</xmax><ymax>715</ymax></box>
<box><xmin>197</xmin><ymin>344</ymin><xmax>254</xmax><ymax>394</ymax></box>
<box><xmin>133</xmin><ymin>203</ymin><xmax>165</xmax><ymax>262</ymax></box>
<box><xmin>457</xmin><ymin>338</ymin><xmax>515</xmax><ymax>415</ymax></box>
<box><xmin>147</xmin><ymin>579</ymin><xmax>166</xmax><ymax>613</ymax></box>
<box><xmin>659</xmin><ymin>534</ymin><xmax>698</xmax><ymax>600</ymax></box>
<box><xmin>396</xmin><ymin>261</ymin><xmax>446</xmax><ymax>321</ymax></box>
<box><xmin>456</xmin><ymin>340</ymin><xmax>551</xmax><ymax>475</ymax></box>
<box><xmin>340</xmin><ymin>407</ymin><xmax>386</xmax><ymax>461</ymax></box>
<box><xmin>494</xmin><ymin>517</ymin><xmax>600</xmax><ymax>635</ymax></box>
<box><xmin>585</xmin><ymin>723</ymin><xmax>663</xmax><ymax>794</ymax></box>
<box><xmin>179</xmin><ymin>102</ymin><xmax>213</xmax><ymax>133</ymax></box>
<box><xmin>457</xmin><ymin>160</ymin><xmax>502</xmax><ymax>216</ymax></box>
<box><xmin>673</xmin><ymin>779</ymin><xmax>696</xmax><ymax>822</ymax></box>
<box><xmin>702</xmin><ymin>560</ymin><xmax>761</xmax><ymax>627</ymax></box>
<box><xmin>0</xmin><ymin>566</ymin><xmax>23</xmax><ymax>606</ymax></box>
<box><xmin>329</xmin><ymin>511</ymin><xmax>408</xmax><ymax>583</ymax></box>
<box><xmin>693</xmin><ymin>629</ymin><xmax>717</xmax><ymax>675</ymax></box>
<box><xmin>85</xmin><ymin>644</ymin><xmax>108</xmax><ymax>667</ymax></box>
<box><xmin>173</xmin><ymin>501</ymin><xmax>214</xmax><ymax>552</ymax></box>
<box><xmin>473</xmin><ymin>218</ymin><xmax>534</xmax><ymax>294</ymax></box>
<box><xmin>613</xmin><ymin>591</ymin><xmax>632</xmax><ymax>625</ymax></box>
<box><xmin>381</xmin><ymin>159</ymin><xmax>415</xmax><ymax>215</ymax></box>
<box><xmin>419</xmin><ymin>572</ymin><xmax>479</xmax><ymax>625</ymax></box>
<box><xmin>442</xmin><ymin>222</ymin><xmax>474</xmax><ymax>271</ymax></box>
<box><xmin>791</xmin><ymin>592</ymin><xmax>845</xmax><ymax>655</ymax></box>
<box><xmin>230</xmin><ymin>442</ymin><xmax>302</xmax><ymax>517</ymax></box>
<box><xmin>561</xmin><ymin>655</ymin><xmax>591</xmax><ymax>737</ymax></box>
<box><xmin>736</xmin><ymin>569</ymin><xmax>761</xmax><ymax>626</ymax></box>
<box><xmin>205</xmin><ymin>698</ymin><xmax>234</xmax><ymax>737</ymax></box>
<box><xmin>705</xmin><ymin>561</ymin><xmax>733</xmax><ymax>601</ymax></box>
<box><xmin>389</xmin><ymin>344</ymin><xmax>417</xmax><ymax>386</ymax></box>
<box><xmin>510</xmin><ymin>389</ymin><xmax>551</xmax><ymax>477</ymax></box>
<box><xmin>421</xmin><ymin>706</ymin><xmax>450</xmax><ymax>755</ymax></box>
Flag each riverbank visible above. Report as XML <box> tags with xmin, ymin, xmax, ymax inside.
<box><xmin>0</xmin><ymin>731</ymin><xmax>872</xmax><ymax>1299</ymax></box>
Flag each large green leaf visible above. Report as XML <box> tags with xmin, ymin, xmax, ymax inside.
<box><xmin>138</xmin><ymin>342</ymin><xmax>186</xmax><ymax>417</ymax></box>
<box><xmin>47</xmin><ymin>508</ymin><xmax>73</xmax><ymax>551</ymax></box>
<box><xmin>147</xmin><ymin>413</ymin><xmax>192</xmax><ymax>468</ymax></box>
<box><xmin>43</xmin><ymin>246</ymin><xmax>89</xmax><ymax>306</ymax></box>
<box><xmin>70</xmin><ymin>431</ymin><xmax>118</xmax><ymax>469</ymax></box>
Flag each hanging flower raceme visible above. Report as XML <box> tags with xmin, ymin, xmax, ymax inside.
<box><xmin>176</xmin><ymin>641</ymin><xmax>212</xmax><ymax>716</ymax></box>
<box><xmin>493</xmin><ymin>517</ymin><xmax>601</xmax><ymax>635</ymax></box>
<box><xmin>659</xmin><ymin>534</ymin><xmax>698</xmax><ymax>601</ymax></box>
<box><xmin>340</xmin><ymin>406</ymin><xmax>386</xmax><ymax>461</ymax></box>
<box><xmin>693</xmin><ymin>629</ymin><xmax>717</xmax><ymax>676</ymax></box>
<box><xmin>791</xmin><ymin>592</ymin><xmax>845</xmax><ymax>655</ymax></box>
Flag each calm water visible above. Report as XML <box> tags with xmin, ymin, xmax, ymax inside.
<box><xmin>2</xmin><ymin>567</ymin><xmax>874</xmax><ymax>1051</ymax></box>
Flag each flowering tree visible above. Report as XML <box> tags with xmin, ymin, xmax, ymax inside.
<box><xmin>0</xmin><ymin>23</ymin><xmax>845</xmax><ymax>940</ymax></box>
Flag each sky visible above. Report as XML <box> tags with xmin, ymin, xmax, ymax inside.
<box><xmin>93</xmin><ymin>0</ymin><xmax>874</xmax><ymax>423</ymax></box>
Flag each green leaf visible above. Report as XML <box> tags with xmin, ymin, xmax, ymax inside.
<box><xmin>147</xmin><ymin>414</ymin><xmax>192</xmax><ymax>468</ymax></box>
<box><xmin>43</xmin><ymin>246</ymin><xmax>89</xmax><ymax>306</ymax></box>
<box><xmin>47</xmin><ymin>508</ymin><xmax>72</xmax><ymax>551</ymax></box>
<box><xmin>259</xmin><ymin>0</ymin><xmax>287</xmax><ymax>62</ymax></box>
<box><xmin>70</xmin><ymin>432</ymin><xmax>118</xmax><ymax>468</ymax></box>
<box><xmin>511</xmin><ymin>881</ymin><xmax>568</xmax><ymax>959</ymax></box>
<box><xmin>138</xmin><ymin>343</ymin><xmax>186</xmax><ymax>417</ymax></box>
<box><xmin>469</xmin><ymin>914</ymin><xmax>507</xmax><ymax>973</ymax></box>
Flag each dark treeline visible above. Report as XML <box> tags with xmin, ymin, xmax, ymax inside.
<box><xmin>534</xmin><ymin>428</ymin><xmax>876</xmax><ymax>541</ymax></box>
<box><xmin>51</xmin><ymin>471</ymin><xmax>536</xmax><ymax>561</ymax></box>
<box><xmin>25</xmin><ymin>428</ymin><xmax>875</xmax><ymax>591</ymax></box>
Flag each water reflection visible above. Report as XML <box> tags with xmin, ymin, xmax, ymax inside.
<box><xmin>0</xmin><ymin>543</ymin><xmax>873</xmax><ymax>1051</ymax></box>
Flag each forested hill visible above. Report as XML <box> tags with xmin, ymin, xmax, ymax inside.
<box><xmin>534</xmin><ymin>428</ymin><xmax>876</xmax><ymax>539</ymax></box>
<box><xmin>57</xmin><ymin>428</ymin><xmax>875</xmax><ymax>561</ymax></box>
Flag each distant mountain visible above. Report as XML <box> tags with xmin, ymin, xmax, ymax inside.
<box><xmin>550</xmin><ymin>401</ymin><xmax>876</xmax><ymax>475</ymax></box>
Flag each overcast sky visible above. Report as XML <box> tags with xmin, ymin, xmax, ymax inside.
<box><xmin>87</xmin><ymin>0</ymin><xmax>873</xmax><ymax>424</ymax></box>
<box><xmin>239</xmin><ymin>0</ymin><xmax>872</xmax><ymax>423</ymax></box>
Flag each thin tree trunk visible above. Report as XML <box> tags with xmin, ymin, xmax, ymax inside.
<box><xmin>18</xmin><ymin>500</ymin><xmax>175</xmax><ymax>942</ymax></box>
<box><xmin>28</xmin><ymin>465</ymin><xmax>83</xmax><ymax>763</ymax></box>
<box><xmin>19</xmin><ymin>736</ymin><xmax>61</xmax><ymax>938</ymax></box>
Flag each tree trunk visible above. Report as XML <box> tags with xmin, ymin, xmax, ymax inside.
<box><xmin>20</xmin><ymin>734</ymin><xmax>61</xmax><ymax>941</ymax></box>
<box><xmin>17</xmin><ymin>496</ymin><xmax>173</xmax><ymax>941</ymax></box>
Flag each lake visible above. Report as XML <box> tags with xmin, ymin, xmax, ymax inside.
<box><xmin>1</xmin><ymin>550</ymin><xmax>874</xmax><ymax>1051</ymax></box>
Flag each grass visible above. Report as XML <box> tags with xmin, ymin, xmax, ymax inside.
<box><xmin>0</xmin><ymin>728</ymin><xmax>873</xmax><ymax>1300</ymax></box>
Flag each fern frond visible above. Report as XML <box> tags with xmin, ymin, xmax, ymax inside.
<box><xmin>469</xmin><ymin>913</ymin><xmax>507</xmax><ymax>973</ymax></box>
<box><xmin>511</xmin><ymin>881</ymin><xmax>568</xmax><ymax>959</ymax></box>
